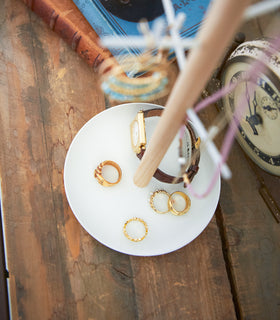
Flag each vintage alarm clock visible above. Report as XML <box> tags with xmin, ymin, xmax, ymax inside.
<box><xmin>221</xmin><ymin>39</ymin><xmax>280</xmax><ymax>176</ymax></box>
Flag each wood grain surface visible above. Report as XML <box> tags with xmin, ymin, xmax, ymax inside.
<box><xmin>0</xmin><ymin>0</ymin><xmax>279</xmax><ymax>319</ymax></box>
<box><xmin>217</xmin><ymin>13</ymin><xmax>280</xmax><ymax>320</ymax></box>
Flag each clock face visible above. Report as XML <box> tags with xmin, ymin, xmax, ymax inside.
<box><xmin>222</xmin><ymin>57</ymin><xmax>280</xmax><ymax>176</ymax></box>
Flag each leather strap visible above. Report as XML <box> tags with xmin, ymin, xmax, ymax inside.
<box><xmin>136</xmin><ymin>108</ymin><xmax>200</xmax><ymax>184</ymax></box>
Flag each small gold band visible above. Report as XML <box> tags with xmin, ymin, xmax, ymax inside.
<box><xmin>94</xmin><ymin>160</ymin><xmax>122</xmax><ymax>187</ymax></box>
<box><xmin>149</xmin><ymin>190</ymin><xmax>170</xmax><ymax>214</ymax></box>
<box><xmin>168</xmin><ymin>191</ymin><xmax>191</xmax><ymax>216</ymax></box>
<box><xmin>123</xmin><ymin>217</ymin><xmax>148</xmax><ymax>242</ymax></box>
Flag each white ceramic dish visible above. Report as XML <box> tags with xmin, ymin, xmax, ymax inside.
<box><xmin>64</xmin><ymin>103</ymin><xmax>221</xmax><ymax>256</ymax></box>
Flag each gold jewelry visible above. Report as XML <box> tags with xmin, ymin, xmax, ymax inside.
<box><xmin>99</xmin><ymin>52</ymin><xmax>176</xmax><ymax>102</ymax></box>
<box><xmin>107</xmin><ymin>75</ymin><xmax>164</xmax><ymax>96</ymax></box>
<box><xmin>101</xmin><ymin>71</ymin><xmax>169</xmax><ymax>102</ymax></box>
<box><xmin>94</xmin><ymin>160</ymin><xmax>122</xmax><ymax>187</ymax></box>
<box><xmin>149</xmin><ymin>190</ymin><xmax>170</xmax><ymax>214</ymax></box>
<box><xmin>168</xmin><ymin>191</ymin><xmax>191</xmax><ymax>216</ymax></box>
<box><xmin>123</xmin><ymin>217</ymin><xmax>148</xmax><ymax>242</ymax></box>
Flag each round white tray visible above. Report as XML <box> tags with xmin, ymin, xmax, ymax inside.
<box><xmin>64</xmin><ymin>103</ymin><xmax>220</xmax><ymax>256</ymax></box>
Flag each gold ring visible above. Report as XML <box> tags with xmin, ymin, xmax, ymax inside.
<box><xmin>168</xmin><ymin>191</ymin><xmax>191</xmax><ymax>216</ymax></box>
<box><xmin>123</xmin><ymin>217</ymin><xmax>148</xmax><ymax>242</ymax></box>
<box><xmin>94</xmin><ymin>160</ymin><xmax>122</xmax><ymax>187</ymax></box>
<box><xmin>149</xmin><ymin>190</ymin><xmax>170</xmax><ymax>214</ymax></box>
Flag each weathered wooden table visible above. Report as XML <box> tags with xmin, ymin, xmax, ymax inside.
<box><xmin>0</xmin><ymin>1</ymin><xmax>279</xmax><ymax>319</ymax></box>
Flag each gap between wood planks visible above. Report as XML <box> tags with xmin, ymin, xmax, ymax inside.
<box><xmin>215</xmin><ymin>205</ymin><xmax>241</xmax><ymax>320</ymax></box>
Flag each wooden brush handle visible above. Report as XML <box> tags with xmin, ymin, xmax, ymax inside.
<box><xmin>133</xmin><ymin>0</ymin><xmax>251</xmax><ymax>187</ymax></box>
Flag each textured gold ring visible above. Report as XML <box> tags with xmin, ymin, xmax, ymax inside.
<box><xmin>94</xmin><ymin>160</ymin><xmax>122</xmax><ymax>187</ymax></box>
<box><xmin>149</xmin><ymin>190</ymin><xmax>170</xmax><ymax>214</ymax></box>
<box><xmin>123</xmin><ymin>217</ymin><xmax>148</xmax><ymax>242</ymax></box>
<box><xmin>168</xmin><ymin>191</ymin><xmax>191</xmax><ymax>216</ymax></box>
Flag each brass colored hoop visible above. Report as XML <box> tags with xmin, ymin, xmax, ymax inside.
<box><xmin>99</xmin><ymin>52</ymin><xmax>176</xmax><ymax>102</ymax></box>
<box><xmin>168</xmin><ymin>191</ymin><xmax>191</xmax><ymax>216</ymax></box>
<box><xmin>94</xmin><ymin>160</ymin><xmax>122</xmax><ymax>187</ymax></box>
<box><xmin>107</xmin><ymin>75</ymin><xmax>163</xmax><ymax>95</ymax></box>
<box><xmin>123</xmin><ymin>217</ymin><xmax>148</xmax><ymax>242</ymax></box>
<box><xmin>149</xmin><ymin>190</ymin><xmax>170</xmax><ymax>214</ymax></box>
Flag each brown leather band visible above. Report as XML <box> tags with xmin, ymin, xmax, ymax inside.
<box><xmin>136</xmin><ymin>108</ymin><xmax>200</xmax><ymax>184</ymax></box>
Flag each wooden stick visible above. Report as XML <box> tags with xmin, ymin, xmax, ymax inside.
<box><xmin>133</xmin><ymin>0</ymin><xmax>251</xmax><ymax>187</ymax></box>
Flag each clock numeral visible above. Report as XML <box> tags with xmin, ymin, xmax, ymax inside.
<box><xmin>269</xmin><ymin>158</ymin><xmax>275</xmax><ymax>165</ymax></box>
<box><xmin>271</xmin><ymin>92</ymin><xmax>279</xmax><ymax>101</ymax></box>
<box><xmin>254</xmin><ymin>147</ymin><xmax>260</xmax><ymax>156</ymax></box>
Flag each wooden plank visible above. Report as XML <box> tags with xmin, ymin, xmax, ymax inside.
<box><xmin>199</xmin><ymin>100</ymin><xmax>280</xmax><ymax>319</ymax></box>
<box><xmin>98</xmin><ymin>42</ymin><xmax>236</xmax><ymax>320</ymax></box>
<box><xmin>0</xmin><ymin>1</ymin><xmax>136</xmax><ymax>319</ymax></box>
<box><xmin>197</xmin><ymin>8</ymin><xmax>280</xmax><ymax>318</ymax></box>
<box><xmin>0</xmin><ymin>207</ymin><xmax>9</xmax><ymax>320</ymax></box>
<box><xmin>123</xmin><ymin>75</ymin><xmax>236</xmax><ymax>318</ymax></box>
<box><xmin>202</xmin><ymin>9</ymin><xmax>280</xmax><ymax>314</ymax></box>
<box><xmin>255</xmin><ymin>3</ymin><xmax>280</xmax><ymax>39</ymax></box>
<box><xmin>0</xmin><ymin>1</ymin><xmax>237</xmax><ymax>319</ymax></box>
<box><xmin>219</xmin><ymin>142</ymin><xmax>280</xmax><ymax>320</ymax></box>
<box><xmin>220</xmin><ymin>16</ymin><xmax>280</xmax><ymax>320</ymax></box>
<box><xmin>201</xmin><ymin>97</ymin><xmax>280</xmax><ymax>319</ymax></box>
<box><xmin>130</xmin><ymin>217</ymin><xmax>236</xmax><ymax>320</ymax></box>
